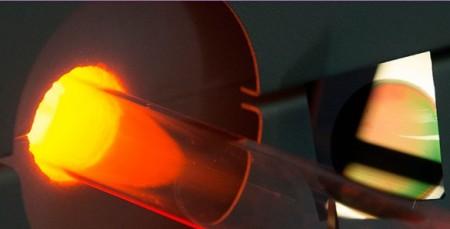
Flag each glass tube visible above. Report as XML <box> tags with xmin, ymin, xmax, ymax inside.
<box><xmin>26</xmin><ymin>68</ymin><xmax>450</xmax><ymax>229</ymax></box>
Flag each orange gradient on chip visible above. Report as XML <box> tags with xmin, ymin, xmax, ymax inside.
<box><xmin>357</xmin><ymin>82</ymin><xmax>440</xmax><ymax>163</ymax></box>
<box><xmin>27</xmin><ymin>65</ymin><xmax>185</xmax><ymax>187</ymax></box>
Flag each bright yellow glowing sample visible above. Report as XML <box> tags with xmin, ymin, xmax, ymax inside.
<box><xmin>28</xmin><ymin>66</ymin><xmax>124</xmax><ymax>182</ymax></box>
<box><xmin>28</xmin><ymin>65</ymin><xmax>185</xmax><ymax>187</ymax></box>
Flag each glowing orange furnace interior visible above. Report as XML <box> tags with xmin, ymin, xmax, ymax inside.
<box><xmin>27</xmin><ymin>65</ymin><xmax>185</xmax><ymax>187</ymax></box>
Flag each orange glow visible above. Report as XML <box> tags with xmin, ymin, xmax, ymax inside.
<box><xmin>27</xmin><ymin>65</ymin><xmax>185</xmax><ymax>187</ymax></box>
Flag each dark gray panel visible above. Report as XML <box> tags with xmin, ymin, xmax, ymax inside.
<box><xmin>0</xmin><ymin>4</ymin><xmax>77</xmax><ymax>156</ymax></box>
<box><xmin>0</xmin><ymin>164</ymin><xmax>29</xmax><ymax>228</ymax></box>
<box><xmin>249</xmin><ymin>91</ymin><xmax>316</xmax><ymax>160</ymax></box>
<box><xmin>229</xmin><ymin>3</ymin><xmax>450</xmax><ymax>96</ymax></box>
